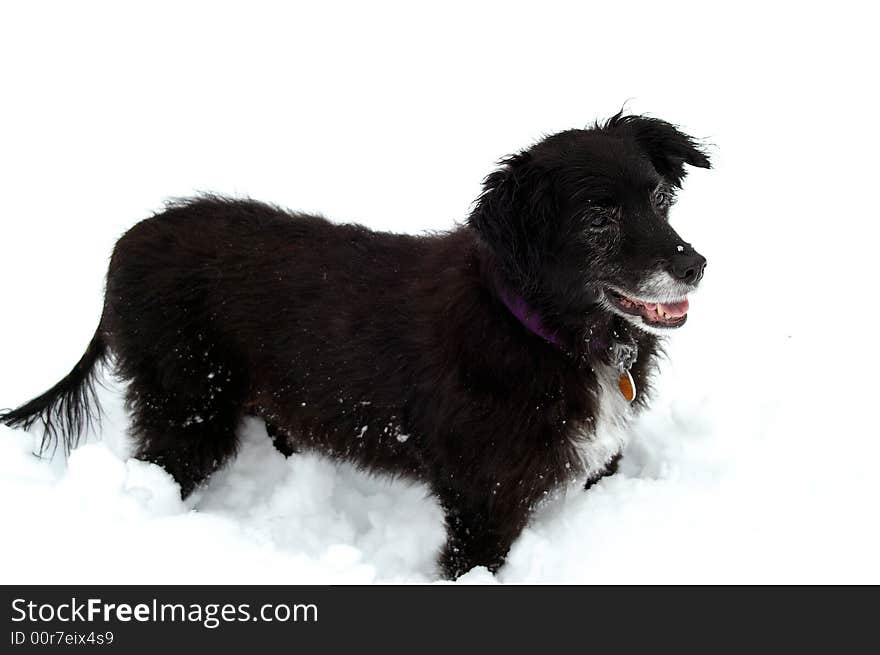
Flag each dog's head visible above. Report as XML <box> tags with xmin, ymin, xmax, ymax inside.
<box><xmin>469</xmin><ymin>113</ymin><xmax>710</xmax><ymax>335</ymax></box>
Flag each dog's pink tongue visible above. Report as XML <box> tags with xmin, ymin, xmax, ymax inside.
<box><xmin>658</xmin><ymin>298</ymin><xmax>689</xmax><ymax>318</ymax></box>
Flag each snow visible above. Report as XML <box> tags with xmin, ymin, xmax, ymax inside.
<box><xmin>1</xmin><ymin>1</ymin><xmax>879</xmax><ymax>583</ymax></box>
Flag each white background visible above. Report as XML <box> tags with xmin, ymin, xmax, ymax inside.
<box><xmin>1</xmin><ymin>1</ymin><xmax>878</xmax><ymax>583</ymax></box>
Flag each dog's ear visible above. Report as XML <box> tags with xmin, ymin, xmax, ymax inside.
<box><xmin>468</xmin><ymin>152</ymin><xmax>557</xmax><ymax>284</ymax></box>
<box><xmin>606</xmin><ymin>114</ymin><xmax>710</xmax><ymax>187</ymax></box>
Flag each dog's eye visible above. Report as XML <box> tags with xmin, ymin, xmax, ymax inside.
<box><xmin>589</xmin><ymin>213</ymin><xmax>609</xmax><ymax>229</ymax></box>
<box><xmin>653</xmin><ymin>189</ymin><xmax>675</xmax><ymax>210</ymax></box>
<box><xmin>582</xmin><ymin>201</ymin><xmax>615</xmax><ymax>230</ymax></box>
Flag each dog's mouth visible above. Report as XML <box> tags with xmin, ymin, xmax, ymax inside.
<box><xmin>605</xmin><ymin>288</ymin><xmax>689</xmax><ymax>329</ymax></box>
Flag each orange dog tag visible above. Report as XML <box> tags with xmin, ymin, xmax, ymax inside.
<box><xmin>618</xmin><ymin>370</ymin><xmax>636</xmax><ymax>403</ymax></box>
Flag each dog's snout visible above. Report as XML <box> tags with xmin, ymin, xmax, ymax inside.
<box><xmin>670</xmin><ymin>250</ymin><xmax>707</xmax><ymax>285</ymax></box>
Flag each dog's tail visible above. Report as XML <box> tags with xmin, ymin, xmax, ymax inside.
<box><xmin>0</xmin><ymin>326</ymin><xmax>108</xmax><ymax>457</ymax></box>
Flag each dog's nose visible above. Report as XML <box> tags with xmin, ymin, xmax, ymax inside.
<box><xmin>670</xmin><ymin>251</ymin><xmax>707</xmax><ymax>285</ymax></box>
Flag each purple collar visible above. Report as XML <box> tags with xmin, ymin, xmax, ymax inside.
<box><xmin>498</xmin><ymin>289</ymin><xmax>565</xmax><ymax>349</ymax></box>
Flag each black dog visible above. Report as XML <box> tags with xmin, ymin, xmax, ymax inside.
<box><xmin>1</xmin><ymin>113</ymin><xmax>709</xmax><ymax>578</ymax></box>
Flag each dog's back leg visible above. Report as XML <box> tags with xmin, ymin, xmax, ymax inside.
<box><xmin>265</xmin><ymin>420</ymin><xmax>296</xmax><ymax>458</ymax></box>
<box><xmin>121</xmin><ymin>340</ymin><xmax>247</xmax><ymax>498</ymax></box>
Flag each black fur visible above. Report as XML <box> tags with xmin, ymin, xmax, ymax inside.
<box><xmin>1</xmin><ymin>113</ymin><xmax>709</xmax><ymax>578</ymax></box>
<box><xmin>1</xmin><ymin>334</ymin><xmax>106</xmax><ymax>457</ymax></box>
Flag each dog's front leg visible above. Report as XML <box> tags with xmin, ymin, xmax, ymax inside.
<box><xmin>435</xmin><ymin>486</ymin><xmax>530</xmax><ymax>580</ymax></box>
<box><xmin>584</xmin><ymin>452</ymin><xmax>622</xmax><ymax>490</ymax></box>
